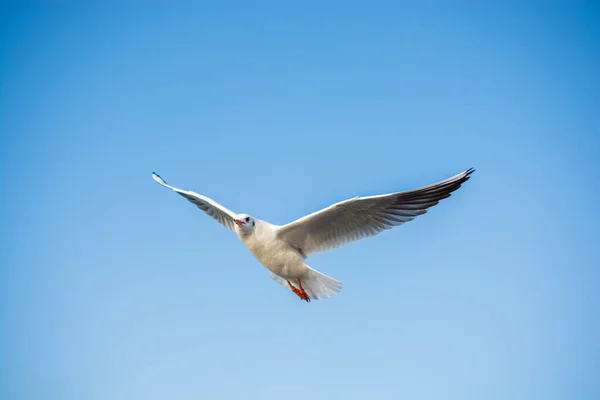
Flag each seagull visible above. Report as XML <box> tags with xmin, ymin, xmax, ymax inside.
<box><xmin>152</xmin><ymin>168</ymin><xmax>474</xmax><ymax>302</ymax></box>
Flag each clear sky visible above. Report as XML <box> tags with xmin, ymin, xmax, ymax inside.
<box><xmin>1</xmin><ymin>2</ymin><xmax>599</xmax><ymax>399</ymax></box>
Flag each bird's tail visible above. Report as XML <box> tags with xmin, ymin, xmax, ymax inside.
<box><xmin>270</xmin><ymin>267</ymin><xmax>343</xmax><ymax>300</ymax></box>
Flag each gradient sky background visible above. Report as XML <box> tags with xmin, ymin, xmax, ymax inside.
<box><xmin>1</xmin><ymin>2</ymin><xmax>599</xmax><ymax>399</ymax></box>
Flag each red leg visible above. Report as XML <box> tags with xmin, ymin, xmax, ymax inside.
<box><xmin>296</xmin><ymin>279</ymin><xmax>310</xmax><ymax>302</ymax></box>
<box><xmin>287</xmin><ymin>279</ymin><xmax>311</xmax><ymax>302</ymax></box>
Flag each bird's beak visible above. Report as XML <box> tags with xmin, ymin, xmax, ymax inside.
<box><xmin>234</xmin><ymin>219</ymin><xmax>244</xmax><ymax>226</ymax></box>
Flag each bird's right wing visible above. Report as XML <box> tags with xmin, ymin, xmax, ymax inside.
<box><xmin>152</xmin><ymin>173</ymin><xmax>238</xmax><ymax>231</ymax></box>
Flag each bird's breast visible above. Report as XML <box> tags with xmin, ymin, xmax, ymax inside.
<box><xmin>240</xmin><ymin>231</ymin><xmax>302</xmax><ymax>270</ymax></box>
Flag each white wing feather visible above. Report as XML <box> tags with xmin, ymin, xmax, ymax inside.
<box><xmin>276</xmin><ymin>168</ymin><xmax>474</xmax><ymax>256</ymax></box>
<box><xmin>152</xmin><ymin>173</ymin><xmax>238</xmax><ymax>230</ymax></box>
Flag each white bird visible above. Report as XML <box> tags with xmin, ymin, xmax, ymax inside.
<box><xmin>152</xmin><ymin>168</ymin><xmax>474</xmax><ymax>302</ymax></box>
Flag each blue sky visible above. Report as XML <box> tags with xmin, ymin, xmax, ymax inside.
<box><xmin>1</xmin><ymin>2</ymin><xmax>599</xmax><ymax>399</ymax></box>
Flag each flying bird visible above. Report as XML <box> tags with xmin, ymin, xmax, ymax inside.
<box><xmin>152</xmin><ymin>168</ymin><xmax>474</xmax><ymax>302</ymax></box>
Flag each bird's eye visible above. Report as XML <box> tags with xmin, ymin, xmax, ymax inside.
<box><xmin>245</xmin><ymin>217</ymin><xmax>250</xmax><ymax>222</ymax></box>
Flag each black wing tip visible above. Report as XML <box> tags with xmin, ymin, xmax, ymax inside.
<box><xmin>152</xmin><ymin>172</ymin><xmax>167</xmax><ymax>185</ymax></box>
<box><xmin>461</xmin><ymin>167</ymin><xmax>475</xmax><ymax>183</ymax></box>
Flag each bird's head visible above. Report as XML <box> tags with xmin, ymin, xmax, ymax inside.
<box><xmin>234</xmin><ymin>214</ymin><xmax>255</xmax><ymax>233</ymax></box>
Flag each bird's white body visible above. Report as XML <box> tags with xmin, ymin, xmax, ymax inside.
<box><xmin>236</xmin><ymin>220</ymin><xmax>307</xmax><ymax>279</ymax></box>
<box><xmin>152</xmin><ymin>168</ymin><xmax>473</xmax><ymax>301</ymax></box>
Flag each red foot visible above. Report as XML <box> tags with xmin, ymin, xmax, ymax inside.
<box><xmin>287</xmin><ymin>279</ymin><xmax>311</xmax><ymax>302</ymax></box>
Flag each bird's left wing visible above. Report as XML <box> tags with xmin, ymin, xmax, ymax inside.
<box><xmin>276</xmin><ymin>168</ymin><xmax>474</xmax><ymax>256</ymax></box>
<box><xmin>152</xmin><ymin>173</ymin><xmax>237</xmax><ymax>230</ymax></box>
